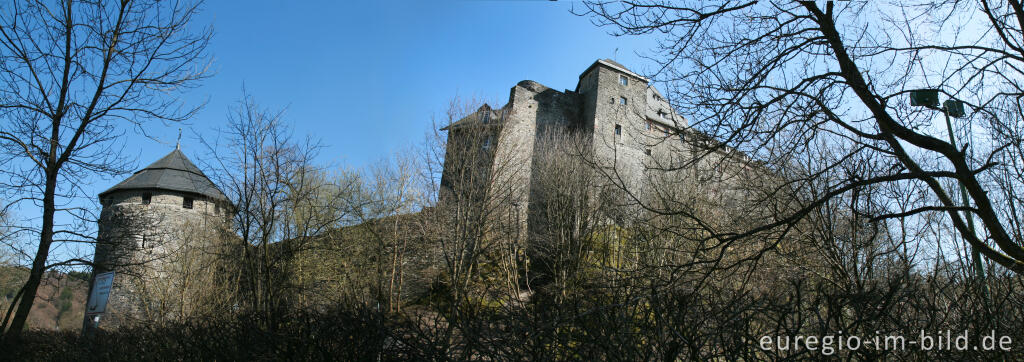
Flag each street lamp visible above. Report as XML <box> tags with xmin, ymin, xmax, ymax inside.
<box><xmin>910</xmin><ymin>89</ymin><xmax>984</xmax><ymax>281</ymax></box>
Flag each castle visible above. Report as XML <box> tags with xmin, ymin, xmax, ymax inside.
<box><xmin>83</xmin><ymin>59</ymin><xmax>751</xmax><ymax>327</ymax></box>
<box><xmin>439</xmin><ymin>59</ymin><xmax>740</xmax><ymax>242</ymax></box>
<box><xmin>441</xmin><ymin>59</ymin><xmax>692</xmax><ymax>188</ymax></box>
<box><xmin>85</xmin><ymin>147</ymin><xmax>233</xmax><ymax>329</ymax></box>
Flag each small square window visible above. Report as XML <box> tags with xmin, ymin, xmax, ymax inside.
<box><xmin>645</xmin><ymin>149</ymin><xmax>652</xmax><ymax>156</ymax></box>
<box><xmin>619</xmin><ymin>75</ymin><xmax>628</xmax><ymax>86</ymax></box>
<box><xmin>183</xmin><ymin>197</ymin><xmax>193</xmax><ymax>209</ymax></box>
<box><xmin>614</xmin><ymin>124</ymin><xmax>622</xmax><ymax>136</ymax></box>
<box><xmin>619</xmin><ymin>97</ymin><xmax>628</xmax><ymax>105</ymax></box>
<box><xmin>142</xmin><ymin>193</ymin><xmax>152</xmax><ymax>205</ymax></box>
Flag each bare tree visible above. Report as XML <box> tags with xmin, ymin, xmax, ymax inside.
<box><xmin>202</xmin><ymin>92</ymin><xmax>347</xmax><ymax>327</ymax></box>
<box><xmin>526</xmin><ymin>129</ymin><xmax>614</xmax><ymax>303</ymax></box>
<box><xmin>354</xmin><ymin>153</ymin><xmax>424</xmax><ymax>312</ymax></box>
<box><xmin>575</xmin><ymin>1</ymin><xmax>1024</xmax><ymax>275</ymax></box>
<box><xmin>0</xmin><ymin>0</ymin><xmax>210</xmax><ymax>336</ymax></box>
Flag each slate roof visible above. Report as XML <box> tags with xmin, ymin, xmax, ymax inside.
<box><xmin>579</xmin><ymin>59</ymin><xmax>649</xmax><ymax>82</ymax></box>
<box><xmin>99</xmin><ymin>149</ymin><xmax>229</xmax><ymax>202</ymax></box>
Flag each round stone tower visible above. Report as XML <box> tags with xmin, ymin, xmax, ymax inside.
<box><xmin>86</xmin><ymin>148</ymin><xmax>233</xmax><ymax>329</ymax></box>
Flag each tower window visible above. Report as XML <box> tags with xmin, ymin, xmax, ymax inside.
<box><xmin>482</xmin><ymin>112</ymin><xmax>490</xmax><ymax>124</ymax></box>
<box><xmin>183</xmin><ymin>197</ymin><xmax>193</xmax><ymax>209</ymax></box>
<box><xmin>483</xmin><ymin>136</ymin><xmax>492</xmax><ymax>150</ymax></box>
<box><xmin>619</xmin><ymin>97</ymin><xmax>628</xmax><ymax>105</ymax></box>
<box><xmin>614</xmin><ymin>124</ymin><xmax>622</xmax><ymax>136</ymax></box>
<box><xmin>645</xmin><ymin>149</ymin><xmax>652</xmax><ymax>156</ymax></box>
<box><xmin>142</xmin><ymin>193</ymin><xmax>152</xmax><ymax>205</ymax></box>
<box><xmin>619</xmin><ymin>75</ymin><xmax>628</xmax><ymax>86</ymax></box>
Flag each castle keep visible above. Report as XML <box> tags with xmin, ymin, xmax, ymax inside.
<box><xmin>440</xmin><ymin>59</ymin><xmax>707</xmax><ymax>233</ymax></box>
<box><xmin>87</xmin><ymin>148</ymin><xmax>233</xmax><ymax>328</ymax></box>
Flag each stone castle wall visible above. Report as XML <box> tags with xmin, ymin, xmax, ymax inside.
<box><xmin>440</xmin><ymin>60</ymin><xmax>760</xmax><ymax>256</ymax></box>
<box><xmin>92</xmin><ymin>189</ymin><xmax>230</xmax><ymax>328</ymax></box>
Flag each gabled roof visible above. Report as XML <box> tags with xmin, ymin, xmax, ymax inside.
<box><xmin>578</xmin><ymin>59</ymin><xmax>649</xmax><ymax>83</ymax></box>
<box><xmin>441</xmin><ymin>104</ymin><xmax>507</xmax><ymax>131</ymax></box>
<box><xmin>99</xmin><ymin>149</ymin><xmax>229</xmax><ymax>202</ymax></box>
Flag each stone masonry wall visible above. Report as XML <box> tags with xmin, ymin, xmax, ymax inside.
<box><xmin>92</xmin><ymin>189</ymin><xmax>229</xmax><ymax>328</ymax></box>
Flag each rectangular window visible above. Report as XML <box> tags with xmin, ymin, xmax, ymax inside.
<box><xmin>619</xmin><ymin>97</ymin><xmax>628</xmax><ymax>105</ymax></box>
<box><xmin>482</xmin><ymin>112</ymin><xmax>490</xmax><ymax>124</ymax></box>
<box><xmin>645</xmin><ymin>121</ymin><xmax>652</xmax><ymax>131</ymax></box>
<box><xmin>142</xmin><ymin>193</ymin><xmax>152</xmax><ymax>205</ymax></box>
<box><xmin>619</xmin><ymin>75</ymin><xmax>628</xmax><ymax>86</ymax></box>
<box><xmin>483</xmin><ymin>136</ymin><xmax>492</xmax><ymax>150</ymax></box>
<box><xmin>645</xmin><ymin>149</ymin><xmax>652</xmax><ymax>156</ymax></box>
<box><xmin>183</xmin><ymin>197</ymin><xmax>193</xmax><ymax>209</ymax></box>
<box><xmin>664</xmin><ymin>128</ymin><xmax>670</xmax><ymax>136</ymax></box>
<box><xmin>614</xmin><ymin>124</ymin><xmax>622</xmax><ymax>136</ymax></box>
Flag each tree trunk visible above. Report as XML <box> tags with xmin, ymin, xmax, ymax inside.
<box><xmin>7</xmin><ymin>170</ymin><xmax>57</xmax><ymax>336</ymax></box>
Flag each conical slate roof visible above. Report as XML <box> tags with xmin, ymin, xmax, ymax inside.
<box><xmin>99</xmin><ymin>149</ymin><xmax>229</xmax><ymax>202</ymax></box>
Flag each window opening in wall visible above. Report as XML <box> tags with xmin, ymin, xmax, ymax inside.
<box><xmin>645</xmin><ymin>121</ymin><xmax>652</xmax><ymax>131</ymax></box>
<box><xmin>183</xmin><ymin>197</ymin><xmax>193</xmax><ymax>209</ymax></box>
<box><xmin>142</xmin><ymin>193</ymin><xmax>152</xmax><ymax>205</ymax></box>
<box><xmin>619</xmin><ymin>97</ymin><xmax>628</xmax><ymax>105</ymax></box>
<box><xmin>619</xmin><ymin>75</ymin><xmax>628</xmax><ymax>86</ymax></box>
<box><xmin>483</xmin><ymin>136</ymin><xmax>492</xmax><ymax>150</ymax></box>
<box><xmin>482</xmin><ymin>112</ymin><xmax>490</xmax><ymax>124</ymax></box>
<box><xmin>664</xmin><ymin>128</ymin><xmax>670</xmax><ymax>136</ymax></box>
<box><xmin>614</xmin><ymin>124</ymin><xmax>622</xmax><ymax>136</ymax></box>
<box><xmin>645</xmin><ymin>149</ymin><xmax>652</xmax><ymax>156</ymax></box>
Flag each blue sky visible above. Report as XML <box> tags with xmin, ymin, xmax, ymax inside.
<box><xmin>117</xmin><ymin>0</ymin><xmax>659</xmax><ymax>175</ymax></box>
<box><xmin>24</xmin><ymin>1</ymin><xmax>663</xmax><ymax>265</ymax></box>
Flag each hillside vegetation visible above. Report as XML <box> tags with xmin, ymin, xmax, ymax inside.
<box><xmin>1</xmin><ymin>266</ymin><xmax>89</xmax><ymax>332</ymax></box>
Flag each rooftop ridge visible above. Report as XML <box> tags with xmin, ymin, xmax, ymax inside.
<box><xmin>99</xmin><ymin>148</ymin><xmax>229</xmax><ymax>202</ymax></box>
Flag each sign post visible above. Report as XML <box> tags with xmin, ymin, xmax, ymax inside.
<box><xmin>83</xmin><ymin>271</ymin><xmax>115</xmax><ymax>332</ymax></box>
